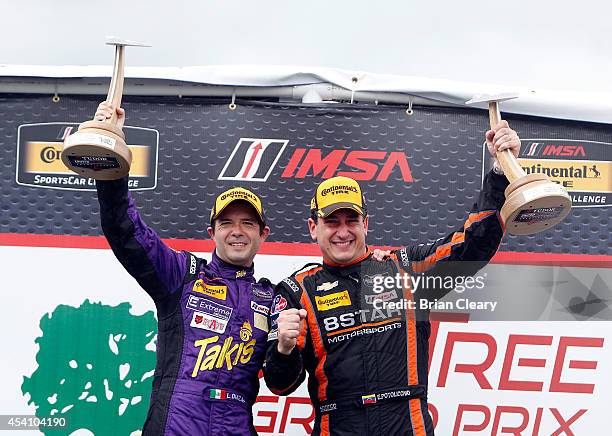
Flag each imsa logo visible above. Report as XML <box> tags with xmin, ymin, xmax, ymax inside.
<box><xmin>218</xmin><ymin>138</ymin><xmax>289</xmax><ymax>182</ymax></box>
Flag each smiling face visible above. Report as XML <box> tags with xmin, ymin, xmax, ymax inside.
<box><xmin>207</xmin><ymin>201</ymin><xmax>270</xmax><ymax>267</ymax></box>
<box><xmin>308</xmin><ymin>208</ymin><xmax>368</xmax><ymax>265</ymax></box>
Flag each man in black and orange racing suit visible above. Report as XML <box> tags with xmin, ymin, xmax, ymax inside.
<box><xmin>263</xmin><ymin>121</ymin><xmax>521</xmax><ymax>435</ymax></box>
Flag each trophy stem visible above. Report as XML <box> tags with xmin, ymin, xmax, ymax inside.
<box><xmin>488</xmin><ymin>101</ymin><xmax>527</xmax><ymax>183</ymax></box>
<box><xmin>62</xmin><ymin>38</ymin><xmax>151</xmax><ymax>180</ymax></box>
<box><xmin>106</xmin><ymin>45</ymin><xmax>125</xmax><ymax>126</ymax></box>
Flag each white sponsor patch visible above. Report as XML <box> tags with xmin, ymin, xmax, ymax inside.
<box><xmin>251</xmin><ymin>301</ymin><xmax>270</xmax><ymax>315</ymax></box>
<box><xmin>267</xmin><ymin>330</ymin><xmax>278</xmax><ymax>341</ymax></box>
<box><xmin>400</xmin><ymin>248</ymin><xmax>409</xmax><ymax>267</ymax></box>
<box><xmin>282</xmin><ymin>277</ymin><xmax>301</xmax><ymax>293</ymax></box>
<box><xmin>317</xmin><ymin>281</ymin><xmax>338</xmax><ymax>292</ymax></box>
<box><xmin>254</xmin><ymin>312</ymin><xmax>269</xmax><ymax>332</ymax></box>
<box><xmin>190</xmin><ymin>310</ymin><xmax>227</xmax><ymax>334</ymax></box>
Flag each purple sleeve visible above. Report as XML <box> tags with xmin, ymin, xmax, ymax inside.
<box><xmin>96</xmin><ymin>177</ymin><xmax>187</xmax><ymax>300</ymax></box>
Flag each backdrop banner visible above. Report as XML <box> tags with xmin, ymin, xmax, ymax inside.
<box><xmin>1</xmin><ymin>96</ymin><xmax>610</xmax><ymax>435</ymax></box>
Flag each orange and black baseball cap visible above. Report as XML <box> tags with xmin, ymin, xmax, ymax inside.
<box><xmin>310</xmin><ymin>176</ymin><xmax>367</xmax><ymax>219</ymax></box>
<box><xmin>210</xmin><ymin>187</ymin><xmax>266</xmax><ymax>225</ymax></box>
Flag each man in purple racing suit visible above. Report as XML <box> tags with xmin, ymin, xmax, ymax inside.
<box><xmin>95</xmin><ymin>103</ymin><xmax>275</xmax><ymax>435</ymax></box>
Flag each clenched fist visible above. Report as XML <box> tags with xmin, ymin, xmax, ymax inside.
<box><xmin>277</xmin><ymin>308</ymin><xmax>307</xmax><ymax>355</ymax></box>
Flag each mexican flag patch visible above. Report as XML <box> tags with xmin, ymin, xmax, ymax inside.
<box><xmin>210</xmin><ymin>389</ymin><xmax>228</xmax><ymax>400</ymax></box>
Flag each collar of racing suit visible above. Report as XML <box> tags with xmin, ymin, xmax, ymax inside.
<box><xmin>322</xmin><ymin>247</ymin><xmax>373</xmax><ymax>273</ymax></box>
<box><xmin>208</xmin><ymin>250</ymin><xmax>255</xmax><ymax>280</ymax></box>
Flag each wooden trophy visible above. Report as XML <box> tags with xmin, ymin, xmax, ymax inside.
<box><xmin>61</xmin><ymin>37</ymin><xmax>149</xmax><ymax>180</ymax></box>
<box><xmin>466</xmin><ymin>93</ymin><xmax>572</xmax><ymax>235</ymax></box>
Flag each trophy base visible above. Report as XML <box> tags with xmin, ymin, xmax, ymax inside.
<box><xmin>501</xmin><ymin>173</ymin><xmax>572</xmax><ymax>235</ymax></box>
<box><xmin>61</xmin><ymin>121</ymin><xmax>132</xmax><ymax>180</ymax></box>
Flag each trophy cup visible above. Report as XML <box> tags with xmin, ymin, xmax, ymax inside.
<box><xmin>466</xmin><ymin>93</ymin><xmax>572</xmax><ymax>235</ymax></box>
<box><xmin>61</xmin><ymin>37</ymin><xmax>150</xmax><ymax>180</ymax></box>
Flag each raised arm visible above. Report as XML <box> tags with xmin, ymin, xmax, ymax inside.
<box><xmin>97</xmin><ymin>177</ymin><xmax>187</xmax><ymax>301</ymax></box>
<box><xmin>396</xmin><ymin>168</ymin><xmax>508</xmax><ymax>274</ymax></box>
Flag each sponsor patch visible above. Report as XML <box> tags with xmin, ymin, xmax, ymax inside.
<box><xmin>315</xmin><ymin>290</ymin><xmax>352</xmax><ymax>311</ymax></box>
<box><xmin>236</xmin><ymin>270</ymin><xmax>247</xmax><ymax>278</ymax></box>
<box><xmin>192</xmin><ymin>336</ymin><xmax>256</xmax><ymax>376</ymax></box>
<box><xmin>186</xmin><ymin>295</ymin><xmax>233</xmax><ymax>319</ymax></box>
<box><xmin>282</xmin><ymin>277</ymin><xmax>301</xmax><ymax>293</ymax></box>
<box><xmin>189</xmin><ymin>255</ymin><xmax>197</xmax><ymax>275</ymax></box>
<box><xmin>399</xmin><ymin>248</ymin><xmax>409</xmax><ymax>267</ymax></box>
<box><xmin>317</xmin><ymin>281</ymin><xmax>338</xmax><ymax>292</ymax></box>
<box><xmin>190</xmin><ymin>311</ymin><xmax>228</xmax><ymax>334</ymax></box>
<box><xmin>272</xmin><ymin>295</ymin><xmax>288</xmax><ymax>314</ymax></box>
<box><xmin>254</xmin><ymin>312</ymin><xmax>269</xmax><ymax>332</ymax></box>
<box><xmin>320</xmin><ymin>403</ymin><xmax>337</xmax><ymax>413</ymax></box>
<box><xmin>252</xmin><ymin>285</ymin><xmax>274</xmax><ymax>300</ymax></box>
<box><xmin>267</xmin><ymin>330</ymin><xmax>278</xmax><ymax>341</ymax></box>
<box><xmin>193</xmin><ymin>280</ymin><xmax>227</xmax><ymax>300</ymax></box>
<box><xmin>251</xmin><ymin>301</ymin><xmax>270</xmax><ymax>315</ymax></box>
<box><xmin>365</xmin><ymin>290</ymin><xmax>398</xmax><ymax>305</ymax></box>
<box><xmin>240</xmin><ymin>320</ymin><xmax>253</xmax><ymax>341</ymax></box>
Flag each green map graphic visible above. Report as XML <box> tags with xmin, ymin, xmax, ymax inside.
<box><xmin>22</xmin><ymin>300</ymin><xmax>157</xmax><ymax>435</ymax></box>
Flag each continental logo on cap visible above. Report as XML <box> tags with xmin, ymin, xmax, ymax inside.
<box><xmin>320</xmin><ymin>185</ymin><xmax>359</xmax><ymax>196</ymax></box>
<box><xmin>193</xmin><ymin>280</ymin><xmax>228</xmax><ymax>300</ymax></box>
<box><xmin>315</xmin><ymin>290</ymin><xmax>352</xmax><ymax>311</ymax></box>
<box><xmin>220</xmin><ymin>189</ymin><xmax>260</xmax><ymax>203</ymax></box>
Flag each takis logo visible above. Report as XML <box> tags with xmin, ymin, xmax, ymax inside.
<box><xmin>218</xmin><ymin>138</ymin><xmax>289</xmax><ymax>182</ymax></box>
<box><xmin>191</xmin><ymin>335</ymin><xmax>256</xmax><ymax>376</ymax></box>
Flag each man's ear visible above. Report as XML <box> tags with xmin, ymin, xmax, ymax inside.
<box><xmin>307</xmin><ymin>218</ymin><xmax>318</xmax><ymax>242</ymax></box>
<box><xmin>363</xmin><ymin>215</ymin><xmax>369</xmax><ymax>236</ymax></box>
<box><xmin>207</xmin><ymin>226</ymin><xmax>214</xmax><ymax>238</ymax></box>
<box><xmin>260</xmin><ymin>226</ymin><xmax>270</xmax><ymax>241</ymax></box>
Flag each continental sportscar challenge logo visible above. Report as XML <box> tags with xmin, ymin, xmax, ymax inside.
<box><xmin>16</xmin><ymin>123</ymin><xmax>159</xmax><ymax>191</ymax></box>
<box><xmin>518</xmin><ymin>139</ymin><xmax>611</xmax><ymax>207</ymax></box>
<box><xmin>484</xmin><ymin>139</ymin><xmax>611</xmax><ymax>208</ymax></box>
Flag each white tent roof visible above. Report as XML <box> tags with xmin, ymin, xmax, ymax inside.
<box><xmin>1</xmin><ymin>64</ymin><xmax>610</xmax><ymax>124</ymax></box>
